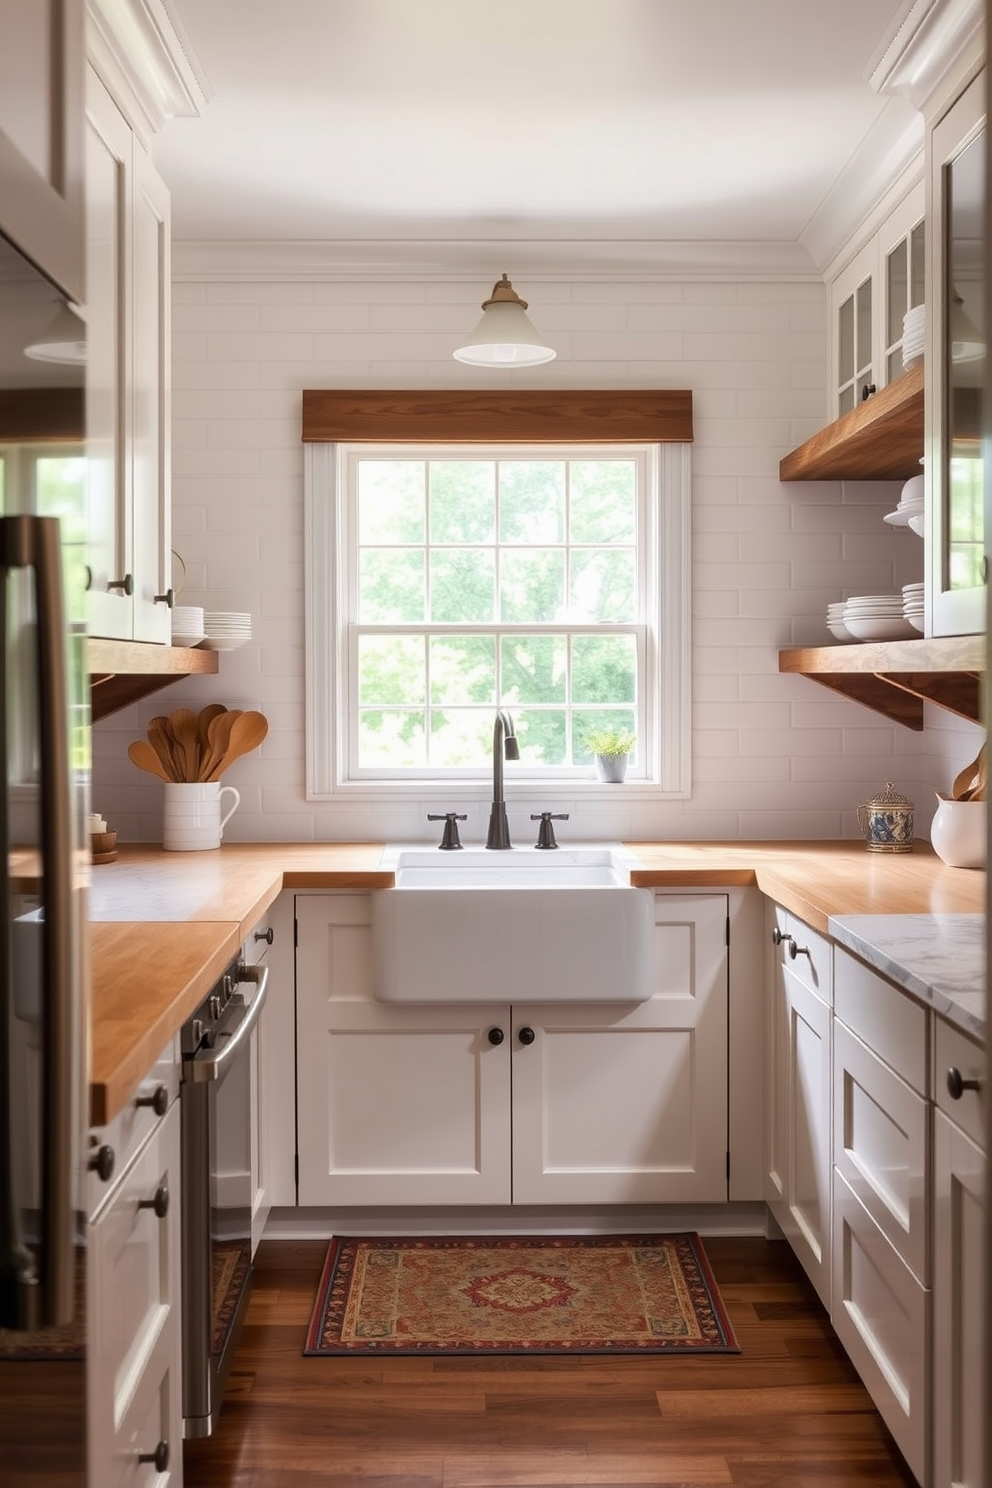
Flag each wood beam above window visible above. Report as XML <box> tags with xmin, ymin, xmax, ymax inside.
<box><xmin>302</xmin><ymin>389</ymin><xmax>693</xmax><ymax>444</ymax></box>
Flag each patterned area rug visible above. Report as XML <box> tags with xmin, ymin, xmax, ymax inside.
<box><xmin>305</xmin><ymin>1233</ymin><xmax>739</xmax><ymax>1356</ymax></box>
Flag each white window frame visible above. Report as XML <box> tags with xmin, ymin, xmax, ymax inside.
<box><xmin>305</xmin><ymin>439</ymin><xmax>690</xmax><ymax>800</ymax></box>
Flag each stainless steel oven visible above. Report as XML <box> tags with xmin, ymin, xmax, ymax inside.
<box><xmin>180</xmin><ymin>954</ymin><xmax>269</xmax><ymax>1439</ymax></box>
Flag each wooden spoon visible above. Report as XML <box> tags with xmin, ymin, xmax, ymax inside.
<box><xmin>128</xmin><ymin>740</ymin><xmax>173</xmax><ymax>782</ymax></box>
<box><xmin>169</xmin><ymin>707</ymin><xmax>200</xmax><ymax>782</ymax></box>
<box><xmin>951</xmin><ymin>744</ymin><xmax>985</xmax><ymax>800</ymax></box>
<box><xmin>196</xmin><ymin>703</ymin><xmax>227</xmax><ymax>757</ymax></box>
<box><xmin>206</xmin><ymin>710</ymin><xmax>268</xmax><ymax>780</ymax></box>
<box><xmin>148</xmin><ymin>717</ymin><xmax>184</xmax><ymax>780</ymax></box>
<box><xmin>200</xmin><ymin>709</ymin><xmax>239</xmax><ymax>781</ymax></box>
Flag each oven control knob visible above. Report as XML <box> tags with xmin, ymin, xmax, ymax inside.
<box><xmin>222</xmin><ymin>974</ymin><xmax>234</xmax><ymax>1005</ymax></box>
<box><xmin>209</xmin><ymin>994</ymin><xmax>222</xmax><ymax>1021</ymax></box>
<box><xmin>190</xmin><ymin>1018</ymin><xmax>205</xmax><ymax>1049</ymax></box>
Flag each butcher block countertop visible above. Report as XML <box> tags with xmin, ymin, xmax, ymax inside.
<box><xmin>87</xmin><ymin>840</ymin><xmax>985</xmax><ymax>1123</ymax></box>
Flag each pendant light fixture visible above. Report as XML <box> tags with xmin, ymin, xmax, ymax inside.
<box><xmin>949</xmin><ymin>287</ymin><xmax>984</xmax><ymax>363</ymax></box>
<box><xmin>453</xmin><ymin>274</ymin><xmax>556</xmax><ymax>367</ymax></box>
<box><xmin>24</xmin><ymin>300</ymin><xmax>86</xmax><ymax>364</ymax></box>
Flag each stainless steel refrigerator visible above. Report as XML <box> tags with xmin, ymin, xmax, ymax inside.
<box><xmin>0</xmin><ymin>228</ymin><xmax>90</xmax><ymax>1484</ymax></box>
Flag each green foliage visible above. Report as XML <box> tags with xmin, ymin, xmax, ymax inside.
<box><xmin>583</xmin><ymin>725</ymin><xmax>636</xmax><ymax>757</ymax></box>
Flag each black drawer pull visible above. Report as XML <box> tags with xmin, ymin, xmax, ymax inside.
<box><xmin>254</xmin><ymin>927</ymin><xmax>274</xmax><ymax>945</ymax></box>
<box><xmin>88</xmin><ymin>1144</ymin><xmax>115</xmax><ymax>1183</ymax></box>
<box><xmin>138</xmin><ymin>1441</ymin><xmax>169</xmax><ymax>1472</ymax></box>
<box><xmin>487</xmin><ymin>1027</ymin><xmax>504</xmax><ymax>1046</ymax></box>
<box><xmin>138</xmin><ymin>1184</ymin><xmax>170</xmax><ymax>1220</ymax></box>
<box><xmin>135</xmin><ymin>1084</ymin><xmax>169</xmax><ymax>1117</ymax></box>
<box><xmin>947</xmin><ymin>1067</ymin><xmax>982</xmax><ymax>1101</ymax></box>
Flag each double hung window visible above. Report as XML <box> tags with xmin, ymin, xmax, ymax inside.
<box><xmin>306</xmin><ymin>440</ymin><xmax>689</xmax><ymax>795</ymax></box>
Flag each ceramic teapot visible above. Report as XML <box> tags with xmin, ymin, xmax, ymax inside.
<box><xmin>856</xmin><ymin>782</ymin><xmax>914</xmax><ymax>854</ymax></box>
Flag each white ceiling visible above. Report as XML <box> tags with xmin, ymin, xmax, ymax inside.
<box><xmin>156</xmin><ymin>0</ymin><xmax>925</xmax><ymax>266</ymax></box>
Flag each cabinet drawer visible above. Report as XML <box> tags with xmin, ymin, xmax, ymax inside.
<box><xmin>770</xmin><ymin>904</ymin><xmax>832</xmax><ymax>1006</ymax></box>
<box><xmin>88</xmin><ymin>1103</ymin><xmax>181</xmax><ymax>1456</ymax></box>
<box><xmin>834</xmin><ymin>947</ymin><xmax>928</xmax><ymax>1095</ymax></box>
<box><xmin>831</xmin><ymin>1170</ymin><xmax>929</xmax><ymax>1486</ymax></box>
<box><xmin>934</xmin><ymin>1018</ymin><xmax>985</xmax><ymax>1150</ymax></box>
<box><xmin>833</xmin><ymin>1020</ymin><xmax>929</xmax><ymax>1284</ymax></box>
<box><xmin>87</xmin><ymin>1037</ymin><xmax>179</xmax><ymax>1222</ymax></box>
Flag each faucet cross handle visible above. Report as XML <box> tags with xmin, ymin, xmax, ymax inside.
<box><xmin>530</xmin><ymin>812</ymin><xmax>569</xmax><ymax>850</ymax></box>
<box><xmin>427</xmin><ymin>812</ymin><xmax>467</xmax><ymax>851</ymax></box>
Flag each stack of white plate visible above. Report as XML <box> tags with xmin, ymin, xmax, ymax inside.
<box><xmin>903</xmin><ymin>581</ymin><xmax>925</xmax><ymax>633</ymax></box>
<box><xmin>201</xmin><ymin>611</ymin><xmax>252</xmax><ymax>651</ymax></box>
<box><xmin>843</xmin><ymin>594</ymin><xmax>918</xmax><ymax>642</ymax></box>
<box><xmin>826</xmin><ymin>601</ymin><xmax>854</xmax><ymax>642</ymax></box>
<box><xmin>171</xmin><ymin>605</ymin><xmax>205</xmax><ymax>646</ymax></box>
<box><xmin>884</xmin><ymin>471</ymin><xmax>925</xmax><ymax>528</ymax></box>
<box><xmin>902</xmin><ymin>304</ymin><xmax>925</xmax><ymax>369</ymax></box>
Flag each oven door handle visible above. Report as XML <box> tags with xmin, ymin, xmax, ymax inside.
<box><xmin>183</xmin><ymin>964</ymin><xmax>270</xmax><ymax>1084</ymax></box>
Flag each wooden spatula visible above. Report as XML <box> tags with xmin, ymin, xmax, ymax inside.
<box><xmin>128</xmin><ymin>740</ymin><xmax>173</xmax><ymax>782</ymax></box>
<box><xmin>169</xmin><ymin>707</ymin><xmax>200</xmax><ymax>782</ymax></box>
<box><xmin>952</xmin><ymin>743</ymin><xmax>986</xmax><ymax>800</ymax></box>
<box><xmin>199</xmin><ymin>709</ymin><xmax>240</xmax><ymax>781</ymax></box>
<box><xmin>206</xmin><ymin>710</ymin><xmax>268</xmax><ymax>780</ymax></box>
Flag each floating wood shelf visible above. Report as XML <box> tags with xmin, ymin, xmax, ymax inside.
<box><xmin>88</xmin><ymin>639</ymin><xmax>219</xmax><ymax>722</ymax></box>
<box><xmin>779</xmin><ymin>635</ymin><xmax>984</xmax><ymax>730</ymax></box>
<box><xmin>779</xmin><ymin>363</ymin><xmax>924</xmax><ymax>481</ymax></box>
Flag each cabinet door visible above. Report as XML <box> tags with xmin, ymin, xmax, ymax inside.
<box><xmin>0</xmin><ymin>0</ymin><xmax>84</xmax><ymax>299</ymax></box>
<box><xmin>88</xmin><ymin>1102</ymin><xmax>182</xmax><ymax>1487</ymax></box>
<box><xmin>130</xmin><ymin>137</ymin><xmax>171</xmax><ymax>643</ymax></box>
<box><xmin>830</xmin><ymin>238</ymin><xmax>877</xmax><ymax>417</ymax></box>
<box><xmin>295</xmin><ymin>894</ymin><xmax>511</xmax><ymax>1206</ymax></box>
<box><xmin>878</xmin><ymin>180</ymin><xmax>926</xmax><ymax>388</ymax></box>
<box><xmin>933</xmin><ymin>1110</ymin><xmax>985</xmax><ymax>1488</ymax></box>
<box><xmin>765</xmin><ymin>913</ymin><xmax>832</xmax><ymax>1309</ymax></box>
<box><xmin>511</xmin><ymin>894</ymin><xmax>728</xmax><ymax>1205</ymax></box>
<box><xmin>927</xmin><ymin>70</ymin><xmax>986</xmax><ymax>638</ymax></box>
<box><xmin>85</xmin><ymin>68</ymin><xmax>132</xmax><ymax>641</ymax></box>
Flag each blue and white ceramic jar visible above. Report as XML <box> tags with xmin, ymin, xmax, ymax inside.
<box><xmin>857</xmin><ymin>782</ymin><xmax>915</xmax><ymax>853</ymax></box>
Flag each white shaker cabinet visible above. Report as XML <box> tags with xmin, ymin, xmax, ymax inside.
<box><xmin>294</xmin><ymin>890</ymin><xmax>729</xmax><ymax>1209</ymax></box>
<box><xmin>85</xmin><ymin>65</ymin><xmax>172</xmax><ymax>643</ymax></box>
<box><xmin>87</xmin><ymin>1044</ymin><xmax>183</xmax><ymax>1488</ymax></box>
<box><xmin>764</xmin><ymin>904</ymin><xmax>833</xmax><ymax>1310</ymax></box>
<box><xmin>932</xmin><ymin>1018</ymin><xmax>985</xmax><ymax>1488</ymax></box>
<box><xmin>830</xmin><ymin>948</ymin><xmax>930</xmax><ymax>1486</ymax></box>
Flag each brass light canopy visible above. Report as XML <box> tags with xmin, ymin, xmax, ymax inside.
<box><xmin>453</xmin><ymin>274</ymin><xmax>556</xmax><ymax>367</ymax></box>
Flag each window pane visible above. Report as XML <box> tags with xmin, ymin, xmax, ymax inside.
<box><xmin>499</xmin><ymin>461</ymin><xmax>564</xmax><ymax>542</ymax></box>
<box><xmin>429</xmin><ymin>461</ymin><xmax>494</xmax><ymax>543</ymax></box>
<box><xmin>572</xmin><ymin>634</ymin><xmax>636</xmax><ymax>703</ymax></box>
<box><xmin>358</xmin><ymin>635</ymin><xmax>425</xmax><ymax>705</ymax></box>
<box><xmin>429</xmin><ymin>709</ymin><xmax>492</xmax><ymax>766</ymax></box>
<box><xmin>856</xmin><ymin>278</ymin><xmax>872</xmax><ymax>374</ymax></box>
<box><xmin>838</xmin><ymin>294</ymin><xmax>854</xmax><ymax>384</ymax></box>
<box><xmin>570</xmin><ymin>460</ymin><xmax>636</xmax><ymax>542</ymax></box>
<box><xmin>500</xmin><ymin>635</ymin><xmax>566</xmax><ymax>704</ymax></box>
<box><xmin>358</xmin><ymin>709</ymin><xmax>426</xmax><ymax>767</ymax></box>
<box><xmin>573</xmin><ymin>708</ymin><xmax>637</xmax><ymax>764</ymax></box>
<box><xmin>910</xmin><ymin>222</ymin><xmax>925</xmax><ymax>307</ymax></box>
<box><xmin>499</xmin><ymin>549</ymin><xmax>565</xmax><ymax>621</ymax></box>
<box><xmin>514</xmin><ymin>708</ymin><xmax>567</xmax><ymax>766</ymax></box>
<box><xmin>357</xmin><ymin>460</ymin><xmax>424</xmax><ymax>543</ymax></box>
<box><xmin>359</xmin><ymin>549</ymin><xmax>425</xmax><ymax>621</ymax></box>
<box><xmin>430</xmin><ymin>635</ymin><xmax>496</xmax><ymax>704</ymax></box>
<box><xmin>886</xmin><ymin>238</ymin><xmax>907</xmax><ymax>349</ymax></box>
<box><xmin>429</xmin><ymin>548</ymin><xmax>495</xmax><ymax>622</ymax></box>
<box><xmin>570</xmin><ymin>548</ymin><xmax>636</xmax><ymax>621</ymax></box>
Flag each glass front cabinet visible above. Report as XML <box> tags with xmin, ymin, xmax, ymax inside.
<box><xmin>829</xmin><ymin>180</ymin><xmax>925</xmax><ymax>418</ymax></box>
<box><xmin>926</xmin><ymin>68</ymin><xmax>986</xmax><ymax>638</ymax></box>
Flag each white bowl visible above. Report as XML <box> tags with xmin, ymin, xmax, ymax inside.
<box><xmin>844</xmin><ymin>616</ymin><xmax>919</xmax><ymax>642</ymax></box>
<box><xmin>827</xmin><ymin>621</ymin><xmax>855</xmax><ymax>642</ymax></box>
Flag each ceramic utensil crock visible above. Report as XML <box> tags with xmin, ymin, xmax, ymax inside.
<box><xmin>857</xmin><ymin>782</ymin><xmax>914</xmax><ymax>853</ymax></box>
<box><xmin>930</xmin><ymin>794</ymin><xmax>986</xmax><ymax>868</ymax></box>
<box><xmin>163</xmin><ymin>782</ymin><xmax>240</xmax><ymax>851</ymax></box>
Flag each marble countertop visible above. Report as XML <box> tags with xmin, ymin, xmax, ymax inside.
<box><xmin>829</xmin><ymin>913</ymin><xmax>985</xmax><ymax>1042</ymax></box>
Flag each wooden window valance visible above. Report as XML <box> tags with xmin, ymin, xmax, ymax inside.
<box><xmin>0</xmin><ymin>388</ymin><xmax>84</xmax><ymax>442</ymax></box>
<box><xmin>301</xmin><ymin>389</ymin><xmax>693</xmax><ymax>444</ymax></box>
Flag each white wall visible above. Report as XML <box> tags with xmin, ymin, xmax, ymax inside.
<box><xmin>91</xmin><ymin>271</ymin><xmax>981</xmax><ymax>845</ymax></box>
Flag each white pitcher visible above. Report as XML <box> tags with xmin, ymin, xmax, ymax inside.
<box><xmin>163</xmin><ymin>782</ymin><xmax>240</xmax><ymax>851</ymax></box>
<box><xmin>929</xmin><ymin>793</ymin><xmax>986</xmax><ymax>869</ymax></box>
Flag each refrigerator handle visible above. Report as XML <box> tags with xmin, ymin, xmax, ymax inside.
<box><xmin>0</xmin><ymin>516</ymin><xmax>76</xmax><ymax>1327</ymax></box>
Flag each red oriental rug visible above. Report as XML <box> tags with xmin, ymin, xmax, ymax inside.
<box><xmin>304</xmin><ymin>1233</ymin><xmax>739</xmax><ymax>1357</ymax></box>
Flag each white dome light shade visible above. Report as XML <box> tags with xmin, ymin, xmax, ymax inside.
<box><xmin>24</xmin><ymin>301</ymin><xmax>86</xmax><ymax>364</ymax></box>
<box><xmin>454</xmin><ymin>275</ymin><xmax>556</xmax><ymax>366</ymax></box>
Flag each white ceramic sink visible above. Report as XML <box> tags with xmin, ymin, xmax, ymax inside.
<box><xmin>370</xmin><ymin>845</ymin><xmax>654</xmax><ymax>1003</ymax></box>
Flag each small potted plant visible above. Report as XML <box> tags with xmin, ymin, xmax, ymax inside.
<box><xmin>584</xmin><ymin>725</ymin><xmax>636</xmax><ymax>784</ymax></box>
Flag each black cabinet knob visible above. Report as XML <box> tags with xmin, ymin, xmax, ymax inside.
<box><xmin>107</xmin><ymin>572</ymin><xmax>134</xmax><ymax>596</ymax></box>
<box><xmin>518</xmin><ymin>1026</ymin><xmax>536</xmax><ymax>1045</ymax></box>
<box><xmin>88</xmin><ymin>1144</ymin><xmax>115</xmax><ymax>1182</ymax></box>
<box><xmin>487</xmin><ymin>1027</ymin><xmax>505</xmax><ymax>1045</ymax></box>
<box><xmin>135</xmin><ymin>1084</ymin><xmax>169</xmax><ymax>1117</ymax></box>
<box><xmin>138</xmin><ymin>1185</ymin><xmax>170</xmax><ymax>1220</ymax></box>
<box><xmin>947</xmin><ymin>1066</ymin><xmax>982</xmax><ymax>1100</ymax></box>
<box><xmin>154</xmin><ymin>587</ymin><xmax>175</xmax><ymax>608</ymax></box>
<box><xmin>138</xmin><ymin>1441</ymin><xmax>170</xmax><ymax>1472</ymax></box>
<box><xmin>254</xmin><ymin>927</ymin><xmax>274</xmax><ymax>945</ymax></box>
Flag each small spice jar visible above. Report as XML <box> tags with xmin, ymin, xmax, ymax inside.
<box><xmin>856</xmin><ymin>782</ymin><xmax>915</xmax><ymax>853</ymax></box>
<box><xmin>89</xmin><ymin>812</ymin><xmax>118</xmax><ymax>864</ymax></box>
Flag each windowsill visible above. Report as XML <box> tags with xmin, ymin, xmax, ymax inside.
<box><xmin>309</xmin><ymin>778</ymin><xmax>687</xmax><ymax>803</ymax></box>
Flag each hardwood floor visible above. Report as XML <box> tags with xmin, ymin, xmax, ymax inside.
<box><xmin>183</xmin><ymin>1237</ymin><xmax>918</xmax><ymax>1488</ymax></box>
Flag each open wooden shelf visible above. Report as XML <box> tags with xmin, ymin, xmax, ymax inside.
<box><xmin>88</xmin><ymin>638</ymin><xmax>219</xmax><ymax>722</ymax></box>
<box><xmin>779</xmin><ymin>363</ymin><xmax>924</xmax><ymax>481</ymax></box>
<box><xmin>779</xmin><ymin>635</ymin><xmax>984</xmax><ymax>730</ymax></box>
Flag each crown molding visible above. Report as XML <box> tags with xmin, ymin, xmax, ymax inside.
<box><xmin>87</xmin><ymin>0</ymin><xmax>211</xmax><ymax>139</ymax></box>
<box><xmin>868</xmin><ymin>0</ymin><xmax>984</xmax><ymax>113</ymax></box>
<box><xmin>171</xmin><ymin>237</ymin><xmax>821</xmax><ymax>284</ymax></box>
